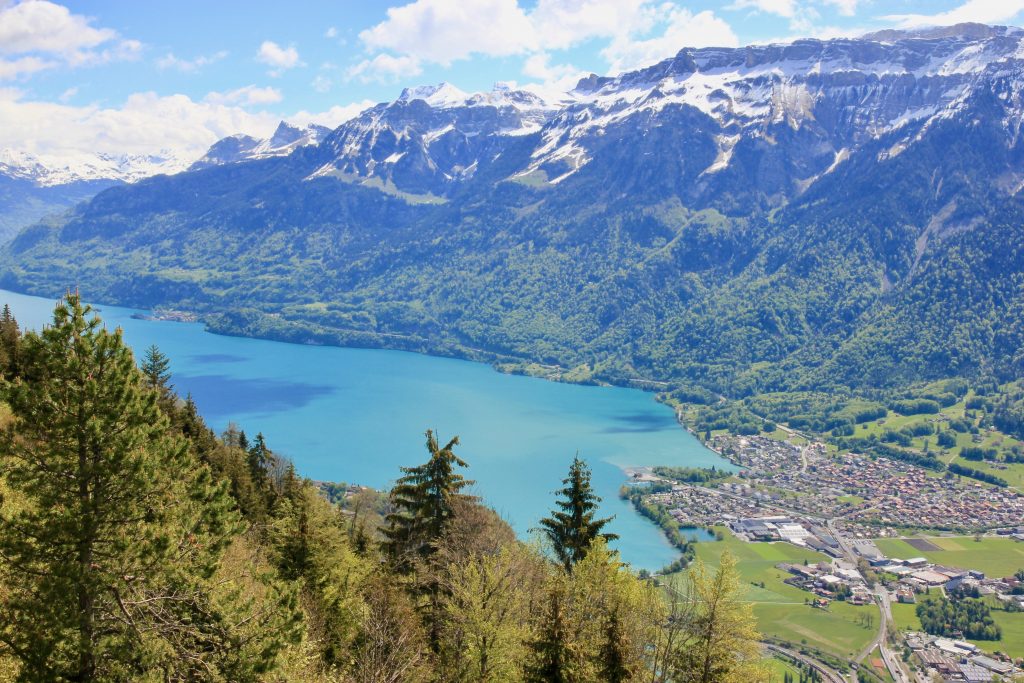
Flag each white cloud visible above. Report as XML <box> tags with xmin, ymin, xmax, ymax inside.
<box><xmin>256</xmin><ymin>40</ymin><xmax>302</xmax><ymax>75</ymax></box>
<box><xmin>0</xmin><ymin>1</ymin><xmax>114</xmax><ymax>55</ymax></box>
<box><xmin>58</xmin><ymin>86</ymin><xmax>77</xmax><ymax>102</ymax></box>
<box><xmin>347</xmin><ymin>53</ymin><xmax>423</xmax><ymax>83</ymax></box>
<box><xmin>0</xmin><ymin>55</ymin><xmax>55</xmax><ymax>80</ymax></box>
<box><xmin>0</xmin><ymin>88</ymin><xmax>278</xmax><ymax>161</ymax></box>
<box><xmin>883</xmin><ymin>0</ymin><xmax>1024</xmax><ymax>29</ymax></box>
<box><xmin>530</xmin><ymin>0</ymin><xmax>658</xmax><ymax>50</ymax></box>
<box><xmin>728</xmin><ymin>0</ymin><xmax>798</xmax><ymax>19</ymax></box>
<box><xmin>352</xmin><ymin>0</ymin><xmax>738</xmax><ymax>83</ymax></box>
<box><xmin>359</xmin><ymin>0</ymin><xmax>536</xmax><ymax>66</ymax></box>
<box><xmin>157</xmin><ymin>50</ymin><xmax>228</xmax><ymax>73</ymax></box>
<box><xmin>0</xmin><ymin>88</ymin><xmax>370</xmax><ymax>165</ymax></box>
<box><xmin>288</xmin><ymin>100</ymin><xmax>376</xmax><ymax>129</ymax></box>
<box><xmin>204</xmin><ymin>85</ymin><xmax>283</xmax><ymax>106</ymax></box>
<box><xmin>0</xmin><ymin>1</ymin><xmax>140</xmax><ymax>77</ymax></box>
<box><xmin>325</xmin><ymin>26</ymin><xmax>338</xmax><ymax>39</ymax></box>
<box><xmin>823</xmin><ymin>0</ymin><xmax>860</xmax><ymax>17</ymax></box>
<box><xmin>603</xmin><ymin>7</ymin><xmax>739</xmax><ymax>73</ymax></box>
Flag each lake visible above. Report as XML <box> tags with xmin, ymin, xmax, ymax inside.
<box><xmin>0</xmin><ymin>288</ymin><xmax>729</xmax><ymax>570</ymax></box>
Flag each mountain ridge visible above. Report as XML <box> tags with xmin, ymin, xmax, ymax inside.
<box><xmin>3</xmin><ymin>23</ymin><xmax>1024</xmax><ymax>396</ymax></box>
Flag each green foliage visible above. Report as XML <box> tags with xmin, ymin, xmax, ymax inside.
<box><xmin>140</xmin><ymin>343</ymin><xmax>172</xmax><ymax>391</ymax></box>
<box><xmin>382</xmin><ymin>430</ymin><xmax>477</xmax><ymax>570</ymax></box>
<box><xmin>0</xmin><ymin>304</ymin><xmax>20</xmax><ymax>378</ymax></box>
<box><xmin>0</xmin><ymin>293</ymin><xmax>289</xmax><ymax>681</ymax></box>
<box><xmin>915</xmin><ymin>595</ymin><xmax>1001</xmax><ymax>640</ymax></box>
<box><xmin>652</xmin><ymin>465</ymin><xmax>731</xmax><ymax>483</ymax></box>
<box><xmin>948</xmin><ymin>462</ymin><xmax>1008</xmax><ymax>487</ymax></box>
<box><xmin>0</xmin><ymin>297</ymin><xmax>772</xmax><ymax>682</ymax></box>
<box><xmin>539</xmin><ymin>457</ymin><xmax>619</xmax><ymax>572</ymax></box>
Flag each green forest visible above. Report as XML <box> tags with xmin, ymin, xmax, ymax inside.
<box><xmin>0</xmin><ymin>294</ymin><xmax>769</xmax><ymax>682</ymax></box>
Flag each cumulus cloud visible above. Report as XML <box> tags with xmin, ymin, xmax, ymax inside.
<box><xmin>256</xmin><ymin>40</ymin><xmax>302</xmax><ymax>75</ymax></box>
<box><xmin>204</xmin><ymin>85</ymin><xmax>283</xmax><ymax>106</ymax></box>
<box><xmin>823</xmin><ymin>0</ymin><xmax>860</xmax><ymax>17</ymax></box>
<box><xmin>0</xmin><ymin>88</ymin><xmax>368</xmax><ymax>165</ymax></box>
<box><xmin>288</xmin><ymin>100</ymin><xmax>376</xmax><ymax>129</ymax></box>
<box><xmin>602</xmin><ymin>7</ymin><xmax>739</xmax><ymax>73</ymax></box>
<box><xmin>728</xmin><ymin>0</ymin><xmax>798</xmax><ymax>18</ymax></box>
<box><xmin>0</xmin><ymin>55</ymin><xmax>55</xmax><ymax>80</ymax></box>
<box><xmin>157</xmin><ymin>50</ymin><xmax>228</xmax><ymax>73</ymax></box>
<box><xmin>883</xmin><ymin>0</ymin><xmax>1024</xmax><ymax>29</ymax></box>
<box><xmin>359</xmin><ymin>0</ymin><xmax>536</xmax><ymax>66</ymax></box>
<box><xmin>351</xmin><ymin>0</ymin><xmax>738</xmax><ymax>85</ymax></box>
<box><xmin>529</xmin><ymin>0</ymin><xmax>658</xmax><ymax>51</ymax></box>
<box><xmin>347</xmin><ymin>53</ymin><xmax>423</xmax><ymax>83</ymax></box>
<box><xmin>0</xmin><ymin>1</ymin><xmax>140</xmax><ymax>79</ymax></box>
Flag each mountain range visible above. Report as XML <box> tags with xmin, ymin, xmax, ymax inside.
<box><xmin>3</xmin><ymin>23</ymin><xmax>1024</xmax><ymax>397</ymax></box>
<box><xmin>0</xmin><ymin>122</ymin><xmax>328</xmax><ymax>244</ymax></box>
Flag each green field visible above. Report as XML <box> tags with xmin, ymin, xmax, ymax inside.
<box><xmin>685</xmin><ymin>529</ymin><xmax>878</xmax><ymax>660</ymax></box>
<box><xmin>974</xmin><ymin>610</ymin><xmax>1024</xmax><ymax>659</ymax></box>
<box><xmin>873</xmin><ymin>536</ymin><xmax>1024</xmax><ymax>577</ymax></box>
<box><xmin>889</xmin><ymin>601</ymin><xmax>1024</xmax><ymax>659</ymax></box>
<box><xmin>889</xmin><ymin>602</ymin><xmax>920</xmax><ymax>633</ymax></box>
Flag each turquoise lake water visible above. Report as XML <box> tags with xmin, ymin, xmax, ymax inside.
<box><xmin>0</xmin><ymin>288</ymin><xmax>727</xmax><ymax>571</ymax></box>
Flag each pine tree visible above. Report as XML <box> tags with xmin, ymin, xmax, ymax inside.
<box><xmin>248</xmin><ymin>431</ymin><xmax>272</xmax><ymax>491</ymax></box>
<box><xmin>525</xmin><ymin>587</ymin><xmax>573</xmax><ymax>683</ymax></box>
<box><xmin>0</xmin><ymin>293</ymin><xmax>278</xmax><ymax>680</ymax></box>
<box><xmin>0</xmin><ymin>303</ymin><xmax>20</xmax><ymax>378</ymax></box>
<box><xmin>539</xmin><ymin>456</ymin><xmax>618</xmax><ymax>571</ymax></box>
<box><xmin>381</xmin><ymin>430</ymin><xmax>476</xmax><ymax>568</ymax></box>
<box><xmin>140</xmin><ymin>343</ymin><xmax>172</xmax><ymax>391</ymax></box>
<box><xmin>599</xmin><ymin>608</ymin><xmax>635</xmax><ymax>682</ymax></box>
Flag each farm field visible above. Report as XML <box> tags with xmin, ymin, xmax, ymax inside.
<box><xmin>873</xmin><ymin>536</ymin><xmax>1024</xmax><ymax>578</ymax></box>
<box><xmin>685</xmin><ymin>529</ymin><xmax>877</xmax><ymax>660</ymax></box>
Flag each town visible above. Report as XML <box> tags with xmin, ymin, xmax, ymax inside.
<box><xmin>629</xmin><ymin>434</ymin><xmax>1024</xmax><ymax>683</ymax></box>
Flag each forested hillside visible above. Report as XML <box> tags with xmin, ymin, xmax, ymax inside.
<box><xmin>3</xmin><ymin>27</ymin><xmax>1024</xmax><ymax>400</ymax></box>
<box><xmin>0</xmin><ymin>294</ymin><xmax>764</xmax><ymax>682</ymax></box>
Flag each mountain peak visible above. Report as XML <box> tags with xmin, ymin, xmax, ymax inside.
<box><xmin>398</xmin><ymin>82</ymin><xmax>470</xmax><ymax>107</ymax></box>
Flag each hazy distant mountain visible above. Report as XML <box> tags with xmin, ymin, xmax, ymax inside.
<box><xmin>4</xmin><ymin>24</ymin><xmax>1024</xmax><ymax>394</ymax></box>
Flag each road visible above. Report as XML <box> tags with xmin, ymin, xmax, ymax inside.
<box><xmin>825</xmin><ymin>519</ymin><xmax>910</xmax><ymax>683</ymax></box>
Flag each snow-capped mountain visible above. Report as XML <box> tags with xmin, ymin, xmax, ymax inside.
<box><xmin>189</xmin><ymin>121</ymin><xmax>332</xmax><ymax>171</ymax></box>
<box><xmin>306</xmin><ymin>82</ymin><xmax>555</xmax><ymax>193</ymax></box>
<box><xmin>0</xmin><ymin>148</ymin><xmax>189</xmax><ymax>187</ymax></box>
<box><xmin>8</xmin><ymin>23</ymin><xmax>1024</xmax><ymax>393</ymax></box>
<box><xmin>288</xmin><ymin>23</ymin><xmax>1024</xmax><ymax>199</ymax></box>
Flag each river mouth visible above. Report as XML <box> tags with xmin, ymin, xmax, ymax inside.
<box><xmin>0</xmin><ymin>287</ymin><xmax>729</xmax><ymax>571</ymax></box>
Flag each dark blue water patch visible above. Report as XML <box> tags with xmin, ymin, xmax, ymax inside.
<box><xmin>190</xmin><ymin>353</ymin><xmax>248</xmax><ymax>364</ymax></box>
<box><xmin>602</xmin><ymin>411</ymin><xmax>678</xmax><ymax>433</ymax></box>
<box><xmin>175</xmin><ymin>374</ymin><xmax>335</xmax><ymax>418</ymax></box>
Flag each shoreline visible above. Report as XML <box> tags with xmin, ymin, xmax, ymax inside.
<box><xmin>0</xmin><ymin>284</ymin><xmax>729</xmax><ymax>570</ymax></box>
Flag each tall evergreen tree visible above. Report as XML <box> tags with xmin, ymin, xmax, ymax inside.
<box><xmin>0</xmin><ymin>293</ymin><xmax>278</xmax><ymax>680</ymax></box>
<box><xmin>599</xmin><ymin>608</ymin><xmax>635</xmax><ymax>683</ymax></box>
<box><xmin>0</xmin><ymin>303</ymin><xmax>20</xmax><ymax>378</ymax></box>
<box><xmin>140</xmin><ymin>343</ymin><xmax>172</xmax><ymax>391</ymax></box>
<box><xmin>381</xmin><ymin>430</ymin><xmax>476</xmax><ymax>567</ymax></box>
<box><xmin>525</xmin><ymin>587</ymin><xmax>572</xmax><ymax>683</ymax></box>
<box><xmin>248</xmin><ymin>431</ymin><xmax>272</xmax><ymax>490</ymax></box>
<box><xmin>539</xmin><ymin>456</ymin><xmax>618</xmax><ymax>571</ymax></box>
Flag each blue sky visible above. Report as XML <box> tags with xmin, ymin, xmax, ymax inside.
<box><xmin>3</xmin><ymin>0</ymin><xmax>1024</xmax><ymax>162</ymax></box>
